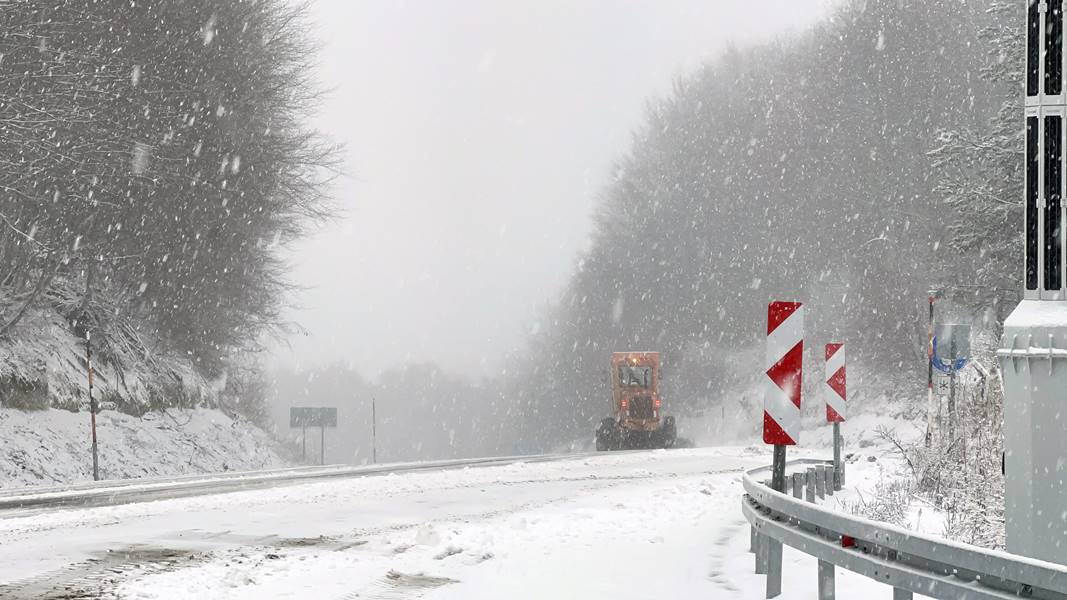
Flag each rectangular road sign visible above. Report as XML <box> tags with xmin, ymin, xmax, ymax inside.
<box><xmin>934</xmin><ymin>372</ymin><xmax>951</xmax><ymax>398</ymax></box>
<box><xmin>289</xmin><ymin>407</ymin><xmax>337</xmax><ymax>428</ymax></box>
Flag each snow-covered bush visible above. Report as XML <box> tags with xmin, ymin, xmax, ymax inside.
<box><xmin>878</xmin><ymin>368</ymin><xmax>1005</xmax><ymax>549</ymax></box>
<box><xmin>841</xmin><ymin>466</ymin><xmax>915</xmax><ymax>528</ymax></box>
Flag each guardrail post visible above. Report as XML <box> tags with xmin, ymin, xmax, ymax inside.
<box><xmin>792</xmin><ymin>472</ymin><xmax>802</xmax><ymax>499</ymax></box>
<box><xmin>818</xmin><ymin>559</ymin><xmax>834</xmax><ymax>600</ymax></box>
<box><xmin>892</xmin><ymin>589</ymin><xmax>912</xmax><ymax>600</ymax></box>
<box><xmin>815</xmin><ymin>466</ymin><xmax>826</xmax><ymax>499</ymax></box>
<box><xmin>750</xmin><ymin>526</ymin><xmax>758</xmax><ymax>553</ymax></box>
<box><xmin>824</xmin><ymin>465</ymin><xmax>834</xmax><ymax>497</ymax></box>
<box><xmin>766</xmin><ymin>538</ymin><xmax>783</xmax><ymax>598</ymax></box>
<box><xmin>755</xmin><ymin>532</ymin><xmax>768</xmax><ymax>574</ymax></box>
<box><xmin>806</xmin><ymin>468</ymin><xmax>816</xmax><ymax>502</ymax></box>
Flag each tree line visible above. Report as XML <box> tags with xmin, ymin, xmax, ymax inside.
<box><xmin>0</xmin><ymin>0</ymin><xmax>334</xmax><ymax>415</ymax></box>
<box><xmin>506</xmin><ymin>0</ymin><xmax>1017</xmax><ymax>449</ymax></box>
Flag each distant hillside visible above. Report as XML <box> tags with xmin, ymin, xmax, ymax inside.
<box><xmin>506</xmin><ymin>0</ymin><xmax>1011</xmax><ymax>448</ymax></box>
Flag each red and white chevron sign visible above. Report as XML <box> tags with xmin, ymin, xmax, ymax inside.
<box><xmin>764</xmin><ymin>301</ymin><xmax>803</xmax><ymax>445</ymax></box>
<box><xmin>825</xmin><ymin>343</ymin><xmax>846</xmax><ymax>423</ymax></box>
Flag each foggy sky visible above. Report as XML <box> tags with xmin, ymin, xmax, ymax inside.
<box><xmin>273</xmin><ymin>0</ymin><xmax>837</xmax><ymax>380</ymax></box>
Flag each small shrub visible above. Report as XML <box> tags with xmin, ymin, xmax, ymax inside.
<box><xmin>841</xmin><ymin>467</ymin><xmax>915</xmax><ymax>527</ymax></box>
<box><xmin>0</xmin><ymin>376</ymin><xmax>50</xmax><ymax>410</ymax></box>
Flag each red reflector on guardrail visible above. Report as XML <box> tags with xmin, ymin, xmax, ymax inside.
<box><xmin>841</xmin><ymin>535</ymin><xmax>856</xmax><ymax>548</ymax></box>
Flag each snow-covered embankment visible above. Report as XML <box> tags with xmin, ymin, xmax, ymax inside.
<box><xmin>0</xmin><ymin>408</ymin><xmax>290</xmax><ymax>489</ymax></box>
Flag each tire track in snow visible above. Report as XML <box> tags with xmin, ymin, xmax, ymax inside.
<box><xmin>0</xmin><ymin>546</ymin><xmax>202</xmax><ymax>600</ymax></box>
<box><xmin>337</xmin><ymin>570</ymin><xmax>458</xmax><ymax>600</ymax></box>
<box><xmin>706</xmin><ymin>519</ymin><xmax>747</xmax><ymax>592</ymax></box>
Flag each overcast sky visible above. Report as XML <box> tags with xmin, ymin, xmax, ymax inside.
<box><xmin>272</xmin><ymin>0</ymin><xmax>837</xmax><ymax>380</ymax></box>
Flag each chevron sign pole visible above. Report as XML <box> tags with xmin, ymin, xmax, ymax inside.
<box><xmin>825</xmin><ymin>343</ymin><xmax>846</xmax><ymax>490</ymax></box>
<box><xmin>764</xmin><ymin>301</ymin><xmax>803</xmax><ymax>494</ymax></box>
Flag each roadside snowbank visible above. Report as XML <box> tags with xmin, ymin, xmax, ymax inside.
<box><xmin>0</xmin><ymin>407</ymin><xmax>290</xmax><ymax>489</ymax></box>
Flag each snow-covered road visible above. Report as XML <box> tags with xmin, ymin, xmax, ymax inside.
<box><xmin>0</xmin><ymin>446</ymin><xmax>908</xmax><ymax>599</ymax></box>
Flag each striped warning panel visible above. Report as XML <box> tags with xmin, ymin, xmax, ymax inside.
<box><xmin>764</xmin><ymin>301</ymin><xmax>803</xmax><ymax>445</ymax></box>
<box><xmin>825</xmin><ymin>343</ymin><xmax>846</xmax><ymax>423</ymax></box>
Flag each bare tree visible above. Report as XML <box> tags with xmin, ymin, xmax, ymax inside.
<box><xmin>0</xmin><ymin>0</ymin><xmax>337</xmax><ymax>413</ymax></box>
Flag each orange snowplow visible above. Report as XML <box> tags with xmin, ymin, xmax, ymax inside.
<box><xmin>595</xmin><ymin>352</ymin><xmax>676</xmax><ymax>451</ymax></box>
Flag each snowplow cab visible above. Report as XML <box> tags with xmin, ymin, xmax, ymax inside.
<box><xmin>596</xmin><ymin>352</ymin><xmax>676</xmax><ymax>451</ymax></box>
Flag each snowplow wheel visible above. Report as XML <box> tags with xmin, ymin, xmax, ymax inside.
<box><xmin>661</xmin><ymin>416</ymin><xmax>677</xmax><ymax>449</ymax></box>
<box><xmin>596</xmin><ymin>418</ymin><xmax>617</xmax><ymax>451</ymax></box>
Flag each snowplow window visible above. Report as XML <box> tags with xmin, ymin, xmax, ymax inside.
<box><xmin>618</xmin><ymin>366</ymin><xmax>652</xmax><ymax>388</ymax></box>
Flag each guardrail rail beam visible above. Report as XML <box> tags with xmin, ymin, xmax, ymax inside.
<box><xmin>741</xmin><ymin>459</ymin><xmax>1067</xmax><ymax>600</ymax></box>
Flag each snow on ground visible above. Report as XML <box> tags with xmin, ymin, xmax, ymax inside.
<box><xmin>0</xmin><ymin>440</ymin><xmax>936</xmax><ymax>599</ymax></box>
<box><xmin>0</xmin><ymin>407</ymin><xmax>289</xmax><ymax>489</ymax></box>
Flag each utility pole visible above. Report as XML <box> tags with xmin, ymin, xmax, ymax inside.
<box><xmin>86</xmin><ymin>331</ymin><xmax>99</xmax><ymax>481</ymax></box>
<box><xmin>372</xmin><ymin>397</ymin><xmax>377</xmax><ymax>464</ymax></box>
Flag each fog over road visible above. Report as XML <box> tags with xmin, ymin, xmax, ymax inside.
<box><xmin>278</xmin><ymin>0</ymin><xmax>837</xmax><ymax>379</ymax></box>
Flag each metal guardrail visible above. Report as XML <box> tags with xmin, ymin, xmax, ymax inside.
<box><xmin>742</xmin><ymin>459</ymin><xmax>1067</xmax><ymax>599</ymax></box>
<box><xmin>0</xmin><ymin>452</ymin><xmax>596</xmax><ymax>515</ymax></box>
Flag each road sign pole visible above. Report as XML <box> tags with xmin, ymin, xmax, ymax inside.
<box><xmin>948</xmin><ymin>336</ymin><xmax>957</xmax><ymax>443</ymax></box>
<box><xmin>825</xmin><ymin>343</ymin><xmax>846</xmax><ymax>489</ymax></box>
<box><xmin>926</xmin><ymin>295</ymin><xmax>935</xmax><ymax>447</ymax></box>
<box><xmin>320</xmin><ymin>425</ymin><xmax>325</xmax><ymax>466</ymax></box>
<box><xmin>833</xmin><ymin>422</ymin><xmax>842</xmax><ymax>490</ymax></box>
<box><xmin>301</xmin><ymin>425</ymin><xmax>306</xmax><ymax>461</ymax></box>
<box><xmin>372</xmin><ymin>396</ymin><xmax>377</xmax><ymax>464</ymax></box>
<box><xmin>771</xmin><ymin>444</ymin><xmax>787</xmax><ymax>492</ymax></box>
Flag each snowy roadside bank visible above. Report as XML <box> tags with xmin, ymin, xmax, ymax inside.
<box><xmin>0</xmin><ymin>408</ymin><xmax>291</xmax><ymax>489</ymax></box>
